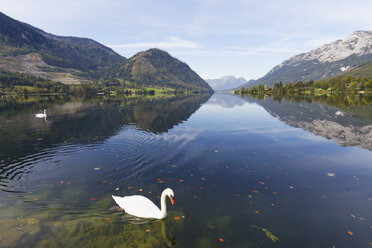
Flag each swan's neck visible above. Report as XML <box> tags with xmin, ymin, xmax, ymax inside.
<box><xmin>159</xmin><ymin>191</ymin><xmax>168</xmax><ymax>218</ymax></box>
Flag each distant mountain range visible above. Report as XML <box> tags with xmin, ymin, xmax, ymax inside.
<box><xmin>206</xmin><ymin>75</ymin><xmax>246</xmax><ymax>91</ymax></box>
<box><xmin>243</xmin><ymin>30</ymin><xmax>372</xmax><ymax>88</ymax></box>
<box><xmin>0</xmin><ymin>11</ymin><xmax>212</xmax><ymax>92</ymax></box>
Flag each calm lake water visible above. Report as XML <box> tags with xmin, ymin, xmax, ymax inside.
<box><xmin>1</xmin><ymin>93</ymin><xmax>372</xmax><ymax>248</ymax></box>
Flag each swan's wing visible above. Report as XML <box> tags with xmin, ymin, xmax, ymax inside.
<box><xmin>112</xmin><ymin>195</ymin><xmax>161</xmax><ymax>219</ymax></box>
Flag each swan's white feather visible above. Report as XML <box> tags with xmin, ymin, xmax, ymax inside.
<box><xmin>112</xmin><ymin>195</ymin><xmax>161</xmax><ymax>219</ymax></box>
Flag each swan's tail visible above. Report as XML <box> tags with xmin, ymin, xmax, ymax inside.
<box><xmin>112</xmin><ymin>195</ymin><xmax>126</xmax><ymax>209</ymax></box>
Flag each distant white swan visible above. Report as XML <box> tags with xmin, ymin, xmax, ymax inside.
<box><xmin>112</xmin><ymin>188</ymin><xmax>175</xmax><ymax>219</ymax></box>
<box><xmin>35</xmin><ymin>109</ymin><xmax>47</xmax><ymax>118</ymax></box>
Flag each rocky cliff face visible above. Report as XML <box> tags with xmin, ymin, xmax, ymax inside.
<box><xmin>244</xmin><ymin>31</ymin><xmax>372</xmax><ymax>87</ymax></box>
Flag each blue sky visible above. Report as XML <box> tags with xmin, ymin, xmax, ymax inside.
<box><xmin>1</xmin><ymin>0</ymin><xmax>372</xmax><ymax>80</ymax></box>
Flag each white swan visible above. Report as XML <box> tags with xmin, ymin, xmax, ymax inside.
<box><xmin>112</xmin><ymin>188</ymin><xmax>175</xmax><ymax>219</ymax></box>
<box><xmin>35</xmin><ymin>109</ymin><xmax>47</xmax><ymax>118</ymax></box>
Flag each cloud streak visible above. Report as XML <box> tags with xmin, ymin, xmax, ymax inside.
<box><xmin>107</xmin><ymin>37</ymin><xmax>198</xmax><ymax>50</ymax></box>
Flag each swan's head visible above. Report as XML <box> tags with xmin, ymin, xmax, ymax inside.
<box><xmin>164</xmin><ymin>188</ymin><xmax>175</xmax><ymax>205</ymax></box>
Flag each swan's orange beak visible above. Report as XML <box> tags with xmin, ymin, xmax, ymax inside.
<box><xmin>170</xmin><ymin>196</ymin><xmax>175</xmax><ymax>205</ymax></box>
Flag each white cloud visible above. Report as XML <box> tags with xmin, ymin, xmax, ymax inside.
<box><xmin>107</xmin><ymin>37</ymin><xmax>198</xmax><ymax>50</ymax></box>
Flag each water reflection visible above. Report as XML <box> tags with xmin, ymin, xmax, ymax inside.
<box><xmin>1</xmin><ymin>93</ymin><xmax>372</xmax><ymax>247</ymax></box>
<box><xmin>240</xmin><ymin>94</ymin><xmax>372</xmax><ymax>151</ymax></box>
<box><xmin>0</xmin><ymin>94</ymin><xmax>211</xmax><ymax>185</ymax></box>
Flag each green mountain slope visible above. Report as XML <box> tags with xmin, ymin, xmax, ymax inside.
<box><xmin>0</xmin><ymin>12</ymin><xmax>212</xmax><ymax>92</ymax></box>
<box><xmin>117</xmin><ymin>48</ymin><xmax>213</xmax><ymax>92</ymax></box>
<box><xmin>0</xmin><ymin>11</ymin><xmax>126</xmax><ymax>83</ymax></box>
<box><xmin>344</xmin><ymin>62</ymin><xmax>372</xmax><ymax>78</ymax></box>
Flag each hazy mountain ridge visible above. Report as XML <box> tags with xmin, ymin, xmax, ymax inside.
<box><xmin>0</xmin><ymin>11</ymin><xmax>211</xmax><ymax>92</ymax></box>
<box><xmin>206</xmin><ymin>75</ymin><xmax>246</xmax><ymax>90</ymax></box>
<box><xmin>243</xmin><ymin>30</ymin><xmax>372</xmax><ymax>88</ymax></box>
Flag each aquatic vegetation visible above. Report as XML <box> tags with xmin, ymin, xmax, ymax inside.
<box><xmin>0</xmin><ymin>218</ymin><xmax>40</xmax><ymax>247</ymax></box>
<box><xmin>250</xmin><ymin>225</ymin><xmax>279</xmax><ymax>243</ymax></box>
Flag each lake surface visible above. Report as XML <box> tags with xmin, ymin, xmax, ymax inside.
<box><xmin>1</xmin><ymin>93</ymin><xmax>372</xmax><ymax>248</ymax></box>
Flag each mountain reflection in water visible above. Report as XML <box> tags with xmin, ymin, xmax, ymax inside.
<box><xmin>0</xmin><ymin>94</ymin><xmax>211</xmax><ymax>182</ymax></box>
<box><xmin>239</xmin><ymin>94</ymin><xmax>372</xmax><ymax>151</ymax></box>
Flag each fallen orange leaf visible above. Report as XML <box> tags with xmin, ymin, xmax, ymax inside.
<box><xmin>90</xmin><ymin>197</ymin><xmax>96</xmax><ymax>201</ymax></box>
<box><xmin>273</xmin><ymin>192</ymin><xmax>277</xmax><ymax>195</ymax></box>
<box><xmin>60</xmin><ymin>181</ymin><xmax>64</xmax><ymax>184</ymax></box>
<box><xmin>139</xmin><ymin>189</ymin><xmax>143</xmax><ymax>191</ymax></box>
<box><xmin>179</xmin><ymin>179</ymin><xmax>184</xmax><ymax>182</ymax></box>
<box><xmin>259</xmin><ymin>182</ymin><xmax>265</xmax><ymax>185</ymax></box>
<box><xmin>347</xmin><ymin>230</ymin><xmax>354</xmax><ymax>236</ymax></box>
<box><xmin>255</xmin><ymin>211</ymin><xmax>260</xmax><ymax>214</ymax></box>
<box><xmin>34</xmin><ymin>198</ymin><xmax>38</xmax><ymax>201</ymax></box>
<box><xmin>253</xmin><ymin>190</ymin><xmax>259</xmax><ymax>194</ymax></box>
<box><xmin>218</xmin><ymin>238</ymin><xmax>224</xmax><ymax>242</ymax></box>
<box><xmin>174</xmin><ymin>216</ymin><xmax>181</xmax><ymax>220</ymax></box>
<box><xmin>106</xmin><ymin>217</ymin><xmax>110</xmax><ymax>221</ymax></box>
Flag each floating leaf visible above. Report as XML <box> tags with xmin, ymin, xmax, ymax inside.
<box><xmin>218</xmin><ymin>238</ymin><xmax>224</xmax><ymax>242</ymax></box>
<box><xmin>171</xmin><ymin>164</ymin><xmax>178</xmax><ymax>168</ymax></box>
<box><xmin>179</xmin><ymin>179</ymin><xmax>184</xmax><ymax>182</ymax></box>
<box><xmin>263</xmin><ymin>228</ymin><xmax>279</xmax><ymax>242</ymax></box>
<box><xmin>248</xmin><ymin>195</ymin><xmax>253</xmax><ymax>198</ymax></box>
<box><xmin>347</xmin><ymin>230</ymin><xmax>354</xmax><ymax>236</ymax></box>
<box><xmin>251</xmin><ymin>225</ymin><xmax>279</xmax><ymax>243</ymax></box>
<box><xmin>174</xmin><ymin>216</ymin><xmax>181</xmax><ymax>220</ymax></box>
<box><xmin>90</xmin><ymin>197</ymin><xmax>96</xmax><ymax>201</ymax></box>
